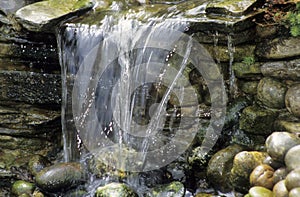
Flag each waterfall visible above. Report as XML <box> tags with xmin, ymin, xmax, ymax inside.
<box><xmin>58</xmin><ymin>0</ymin><xmax>226</xmax><ymax>180</ymax></box>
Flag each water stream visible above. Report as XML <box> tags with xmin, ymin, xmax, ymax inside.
<box><xmin>58</xmin><ymin>2</ymin><xmax>227</xmax><ymax>195</ymax></box>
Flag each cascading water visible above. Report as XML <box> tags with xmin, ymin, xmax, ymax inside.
<box><xmin>58</xmin><ymin>1</ymin><xmax>227</xmax><ymax>195</ymax></box>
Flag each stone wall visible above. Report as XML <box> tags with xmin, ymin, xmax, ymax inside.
<box><xmin>0</xmin><ymin>0</ymin><xmax>62</xmax><ymax>190</ymax></box>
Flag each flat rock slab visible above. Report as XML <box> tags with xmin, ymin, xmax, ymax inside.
<box><xmin>206</xmin><ymin>0</ymin><xmax>264</xmax><ymax>16</ymax></box>
<box><xmin>0</xmin><ymin>70</ymin><xmax>61</xmax><ymax>104</ymax></box>
<box><xmin>15</xmin><ymin>0</ymin><xmax>94</xmax><ymax>32</ymax></box>
<box><xmin>256</xmin><ymin>37</ymin><xmax>300</xmax><ymax>59</ymax></box>
<box><xmin>261</xmin><ymin>59</ymin><xmax>300</xmax><ymax>80</ymax></box>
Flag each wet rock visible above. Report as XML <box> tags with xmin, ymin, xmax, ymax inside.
<box><xmin>230</xmin><ymin>129</ymin><xmax>265</xmax><ymax>150</ymax></box>
<box><xmin>273</xmin><ymin>180</ymin><xmax>289</xmax><ymax>197</ymax></box>
<box><xmin>206</xmin><ymin>0</ymin><xmax>263</xmax><ymax>16</ymax></box>
<box><xmin>0</xmin><ymin>135</ymin><xmax>46</xmax><ymax>151</ymax></box>
<box><xmin>285</xmin><ymin>84</ymin><xmax>300</xmax><ymax>118</ymax></box>
<box><xmin>250</xmin><ymin>164</ymin><xmax>274</xmax><ymax>190</ymax></box>
<box><xmin>273</xmin><ymin>167</ymin><xmax>288</xmax><ymax>184</ymax></box>
<box><xmin>0</xmin><ymin>42</ymin><xmax>58</xmax><ymax>63</ymax></box>
<box><xmin>285</xmin><ymin>168</ymin><xmax>300</xmax><ymax>191</ymax></box>
<box><xmin>35</xmin><ymin>162</ymin><xmax>83</xmax><ymax>192</ymax></box>
<box><xmin>95</xmin><ymin>182</ymin><xmax>138</xmax><ymax>197</ymax></box>
<box><xmin>195</xmin><ymin>28</ymin><xmax>256</xmax><ymax>45</ymax></box>
<box><xmin>289</xmin><ymin>187</ymin><xmax>300</xmax><ymax>197</ymax></box>
<box><xmin>15</xmin><ymin>0</ymin><xmax>94</xmax><ymax>32</ymax></box>
<box><xmin>146</xmin><ymin>181</ymin><xmax>185</xmax><ymax>197</ymax></box>
<box><xmin>256</xmin><ymin>37</ymin><xmax>300</xmax><ymax>59</ymax></box>
<box><xmin>257</xmin><ymin>77</ymin><xmax>287</xmax><ymax>109</ymax></box>
<box><xmin>266</xmin><ymin>132</ymin><xmax>300</xmax><ymax>162</ymax></box>
<box><xmin>28</xmin><ymin>155</ymin><xmax>51</xmax><ymax>176</ymax></box>
<box><xmin>32</xmin><ymin>189</ymin><xmax>45</xmax><ymax>197</ymax></box>
<box><xmin>206</xmin><ymin>144</ymin><xmax>244</xmax><ymax>191</ymax></box>
<box><xmin>0</xmin><ymin>71</ymin><xmax>61</xmax><ymax>105</ymax></box>
<box><xmin>224</xmin><ymin>97</ymin><xmax>251</xmax><ymax>130</ymax></box>
<box><xmin>261</xmin><ymin>59</ymin><xmax>300</xmax><ymax>80</ymax></box>
<box><xmin>0</xmin><ymin>104</ymin><xmax>60</xmax><ymax>135</ymax></box>
<box><xmin>276</xmin><ymin>120</ymin><xmax>300</xmax><ymax>133</ymax></box>
<box><xmin>248</xmin><ymin>186</ymin><xmax>273</xmax><ymax>197</ymax></box>
<box><xmin>203</xmin><ymin>44</ymin><xmax>255</xmax><ymax>62</ymax></box>
<box><xmin>263</xmin><ymin>155</ymin><xmax>284</xmax><ymax>169</ymax></box>
<box><xmin>11</xmin><ymin>180</ymin><xmax>35</xmax><ymax>196</ymax></box>
<box><xmin>284</xmin><ymin>145</ymin><xmax>300</xmax><ymax>171</ymax></box>
<box><xmin>239</xmin><ymin>105</ymin><xmax>278</xmax><ymax>134</ymax></box>
<box><xmin>256</xmin><ymin>24</ymin><xmax>278</xmax><ymax>39</ymax></box>
<box><xmin>64</xmin><ymin>189</ymin><xmax>88</xmax><ymax>197</ymax></box>
<box><xmin>233</xmin><ymin>62</ymin><xmax>262</xmax><ymax>79</ymax></box>
<box><xmin>239</xmin><ymin>80</ymin><xmax>259</xmax><ymax>95</ymax></box>
<box><xmin>230</xmin><ymin>151</ymin><xmax>268</xmax><ymax>192</ymax></box>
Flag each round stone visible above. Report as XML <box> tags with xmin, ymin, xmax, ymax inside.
<box><xmin>285</xmin><ymin>144</ymin><xmax>300</xmax><ymax>171</ymax></box>
<box><xmin>250</xmin><ymin>164</ymin><xmax>274</xmax><ymax>190</ymax></box>
<box><xmin>249</xmin><ymin>186</ymin><xmax>273</xmax><ymax>197</ymax></box>
<box><xmin>230</xmin><ymin>151</ymin><xmax>268</xmax><ymax>192</ymax></box>
<box><xmin>289</xmin><ymin>187</ymin><xmax>300</xmax><ymax>197</ymax></box>
<box><xmin>273</xmin><ymin>167</ymin><xmax>288</xmax><ymax>184</ymax></box>
<box><xmin>265</xmin><ymin>132</ymin><xmax>300</xmax><ymax>162</ymax></box>
<box><xmin>95</xmin><ymin>183</ymin><xmax>138</xmax><ymax>197</ymax></box>
<box><xmin>257</xmin><ymin>77</ymin><xmax>287</xmax><ymax>109</ymax></box>
<box><xmin>273</xmin><ymin>180</ymin><xmax>288</xmax><ymax>197</ymax></box>
<box><xmin>35</xmin><ymin>162</ymin><xmax>83</xmax><ymax>192</ymax></box>
<box><xmin>28</xmin><ymin>155</ymin><xmax>51</xmax><ymax>176</ymax></box>
<box><xmin>285</xmin><ymin>168</ymin><xmax>300</xmax><ymax>191</ymax></box>
<box><xmin>11</xmin><ymin>180</ymin><xmax>35</xmax><ymax>196</ymax></box>
<box><xmin>285</xmin><ymin>84</ymin><xmax>300</xmax><ymax>118</ymax></box>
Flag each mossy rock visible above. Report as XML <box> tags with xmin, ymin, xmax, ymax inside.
<box><xmin>239</xmin><ymin>105</ymin><xmax>278</xmax><ymax>135</ymax></box>
<box><xmin>95</xmin><ymin>183</ymin><xmax>138</xmax><ymax>197</ymax></box>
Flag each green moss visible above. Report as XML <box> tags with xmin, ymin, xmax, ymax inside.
<box><xmin>242</xmin><ymin>56</ymin><xmax>255</xmax><ymax>66</ymax></box>
<box><xmin>48</xmin><ymin>0</ymin><xmax>92</xmax><ymax>12</ymax></box>
<box><xmin>286</xmin><ymin>3</ymin><xmax>300</xmax><ymax>37</ymax></box>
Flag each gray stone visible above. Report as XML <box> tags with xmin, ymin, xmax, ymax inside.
<box><xmin>285</xmin><ymin>84</ymin><xmax>300</xmax><ymax>118</ymax></box>
<box><xmin>256</xmin><ymin>37</ymin><xmax>300</xmax><ymax>59</ymax></box>
<box><xmin>273</xmin><ymin>180</ymin><xmax>289</xmax><ymax>197</ymax></box>
<box><xmin>266</xmin><ymin>132</ymin><xmax>300</xmax><ymax>163</ymax></box>
<box><xmin>15</xmin><ymin>0</ymin><xmax>94</xmax><ymax>32</ymax></box>
<box><xmin>289</xmin><ymin>187</ymin><xmax>300</xmax><ymax>197</ymax></box>
<box><xmin>239</xmin><ymin>105</ymin><xmax>278</xmax><ymax>134</ymax></box>
<box><xmin>261</xmin><ymin>59</ymin><xmax>300</xmax><ymax>80</ymax></box>
<box><xmin>257</xmin><ymin>77</ymin><xmax>287</xmax><ymax>109</ymax></box>
<box><xmin>285</xmin><ymin>145</ymin><xmax>300</xmax><ymax>171</ymax></box>
<box><xmin>285</xmin><ymin>168</ymin><xmax>300</xmax><ymax>191</ymax></box>
<box><xmin>0</xmin><ymin>71</ymin><xmax>61</xmax><ymax>104</ymax></box>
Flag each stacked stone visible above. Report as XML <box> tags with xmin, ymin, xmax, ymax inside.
<box><xmin>0</xmin><ymin>0</ymin><xmax>62</xmax><ymax>190</ymax></box>
<box><xmin>204</xmin><ymin>0</ymin><xmax>300</xmax><ymax>196</ymax></box>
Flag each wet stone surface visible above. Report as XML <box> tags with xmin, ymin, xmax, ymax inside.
<box><xmin>261</xmin><ymin>59</ymin><xmax>300</xmax><ymax>80</ymax></box>
<box><xmin>35</xmin><ymin>162</ymin><xmax>83</xmax><ymax>192</ymax></box>
<box><xmin>15</xmin><ymin>0</ymin><xmax>94</xmax><ymax>32</ymax></box>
